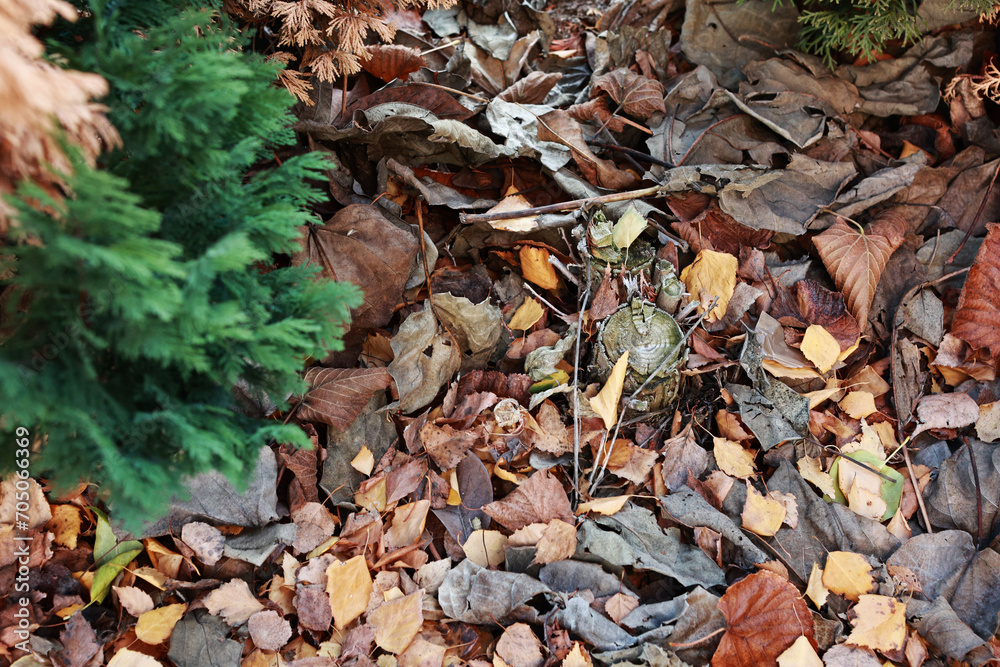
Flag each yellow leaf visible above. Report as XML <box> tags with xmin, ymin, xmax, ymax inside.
<box><xmin>800</xmin><ymin>325</ymin><xmax>840</xmax><ymax>374</ymax></box>
<box><xmin>354</xmin><ymin>476</ymin><xmax>387</xmax><ymax>513</ymax></box>
<box><xmin>326</xmin><ymin>555</ymin><xmax>372</xmax><ymax>629</ymax></box>
<box><xmin>520</xmin><ymin>246</ymin><xmax>559</xmax><ymax>291</ymax></box>
<box><xmin>776</xmin><ymin>636</ymin><xmax>823</xmax><ymax>667</ymax></box>
<box><xmin>805</xmin><ymin>564</ymin><xmax>829</xmax><ymax>609</ymax></box>
<box><xmin>591</xmin><ymin>350</ymin><xmax>629</xmax><ymax>429</ymax></box>
<box><xmin>762</xmin><ymin>359</ymin><xmax>822</xmax><ymax>380</ymax></box>
<box><xmin>462</xmin><ymin>530</ymin><xmax>508</xmax><ymax>568</ymax></box>
<box><xmin>532</xmin><ymin>519</ymin><xmax>577</xmax><ymax>565</ymax></box>
<box><xmin>840</xmin><ymin>391</ymin><xmax>877</xmax><ymax>419</ymax></box>
<box><xmin>135</xmin><ymin>604</ymin><xmax>187</xmax><ymax>644</ymax></box>
<box><xmin>742</xmin><ymin>484</ymin><xmax>786</xmax><ymax>537</ymax></box>
<box><xmin>487</xmin><ymin>187</ymin><xmax>539</xmax><ymax>232</ymax></box>
<box><xmin>370</xmin><ymin>591</ymin><xmax>423</xmax><ymax>654</ymax></box>
<box><xmin>399</xmin><ymin>637</ymin><xmax>446</xmax><ymax>667</ymax></box>
<box><xmin>804</xmin><ymin>385</ymin><xmax>842</xmax><ymax>410</ymax></box>
<box><xmin>350</xmin><ymin>444</ymin><xmax>375</xmax><ymax>476</ymax></box>
<box><xmin>576</xmin><ymin>495</ymin><xmax>630</xmax><ymax>516</ymax></box>
<box><xmin>48</xmin><ymin>504</ymin><xmax>82</xmax><ymax>549</ymax></box>
<box><xmin>847</xmin><ymin>595</ymin><xmax>907</xmax><ymax>652</ymax></box>
<box><xmin>713</xmin><ymin>437</ymin><xmax>756</xmax><ymax>479</ymax></box>
<box><xmin>131</xmin><ymin>566</ymin><xmax>167</xmax><ymax>590</ymax></box>
<box><xmin>679</xmin><ymin>249</ymin><xmax>738</xmax><ymax>323</ymax></box>
<box><xmin>562</xmin><ymin>643</ymin><xmax>592</xmax><ymax>667</ymax></box>
<box><xmin>797</xmin><ymin>457</ymin><xmax>837</xmax><ymax>498</ymax></box>
<box><xmin>823</xmin><ymin>551</ymin><xmax>874</xmax><ymax>601</ymax></box>
<box><xmin>509</xmin><ymin>297</ymin><xmax>545</xmax><ymax>331</ymax></box>
<box><xmin>611</xmin><ymin>204</ymin><xmax>647</xmax><ymax>249</ymax></box>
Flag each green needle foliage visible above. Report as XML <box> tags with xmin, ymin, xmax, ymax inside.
<box><xmin>0</xmin><ymin>1</ymin><xmax>360</xmax><ymax>530</ymax></box>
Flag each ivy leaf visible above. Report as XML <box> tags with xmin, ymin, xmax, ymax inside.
<box><xmin>591</xmin><ymin>68</ymin><xmax>666</xmax><ymax>119</ymax></box>
<box><xmin>812</xmin><ymin>211</ymin><xmax>906</xmax><ymax>328</ymax></box>
<box><xmin>952</xmin><ymin>223</ymin><xmax>1000</xmax><ymax>358</ymax></box>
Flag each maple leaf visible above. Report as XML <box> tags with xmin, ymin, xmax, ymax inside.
<box><xmin>713</xmin><ymin>570</ymin><xmax>816</xmax><ymax>666</ymax></box>
<box><xmin>812</xmin><ymin>212</ymin><xmax>906</xmax><ymax>328</ymax></box>
<box><xmin>591</xmin><ymin>68</ymin><xmax>666</xmax><ymax>119</ymax></box>
<box><xmin>952</xmin><ymin>223</ymin><xmax>1000</xmax><ymax>358</ymax></box>
<box><xmin>297</xmin><ymin>367</ymin><xmax>393</xmax><ymax>430</ymax></box>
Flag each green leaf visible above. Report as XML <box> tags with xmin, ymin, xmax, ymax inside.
<box><xmin>91</xmin><ymin>548</ymin><xmax>144</xmax><ymax>604</ymax></box>
<box><xmin>612</xmin><ymin>204</ymin><xmax>647</xmax><ymax>250</ymax></box>
<box><xmin>827</xmin><ymin>450</ymin><xmax>904</xmax><ymax>521</ymax></box>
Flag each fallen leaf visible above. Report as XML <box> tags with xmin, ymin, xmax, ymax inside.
<box><xmin>604</xmin><ymin>439</ymin><xmax>659</xmax><ymax>484</ymax></box>
<box><xmin>591</xmin><ymin>350</ymin><xmax>630</xmax><ymax>429</ymax></box>
<box><xmin>805</xmin><ymin>564</ymin><xmax>829</xmax><ymax>609</ymax></box>
<box><xmin>248</xmin><ymin>610</ymin><xmax>293</xmax><ymax>651</ymax></box>
<box><xmin>533</xmin><ymin>519</ymin><xmax>577</xmax><ymax>564</ymax></box>
<box><xmin>299</xmin><ymin>367</ymin><xmax>393</xmax><ymax>430</ymax></box>
<box><xmin>575</xmin><ymin>495</ymin><xmax>630</xmax><ymax>516</ymax></box>
<box><xmin>839</xmin><ymin>391</ymin><xmax>877</xmax><ymax>419</ymax></box>
<box><xmin>327</xmin><ymin>555</ymin><xmax>373</xmax><ymax>629</ymax></box>
<box><xmin>204</xmin><ymin>579</ymin><xmax>263</xmax><ymax>626</ymax></box>
<box><xmin>47</xmin><ymin>504</ymin><xmax>82</xmax><ymax>549</ymax></box>
<box><xmin>361</xmin><ymin>44</ymin><xmax>426</xmax><ymax>82</ymax></box>
<box><xmin>776</xmin><ymin>635</ymin><xmax>823</xmax><ymax>667</ymax></box>
<box><xmin>399</xmin><ymin>636</ymin><xmax>447</xmax><ymax>667</ymax></box>
<box><xmin>611</xmin><ymin>204</ymin><xmax>647</xmax><ymax>249</ymax></box>
<box><xmin>115</xmin><ymin>586</ymin><xmax>155</xmax><ymax>617</ymax></box>
<box><xmin>680</xmin><ymin>249</ymin><xmax>739</xmax><ymax>323</ymax></box>
<box><xmin>520</xmin><ymin>246</ymin><xmax>559</xmax><ymax>291</ymax></box>
<box><xmin>136</xmin><ymin>604</ymin><xmax>187</xmax><ymax>644</ymax></box>
<box><xmin>487</xmin><ymin>187</ymin><xmax>539</xmax><ymax>232</ymax></box>
<box><xmin>509</xmin><ymin>297</ymin><xmax>546</xmax><ymax>331</ymax></box>
<box><xmin>537</xmin><ymin>110</ymin><xmax>639</xmax><ymax>189</ymax></box>
<box><xmin>498</xmin><ymin>71</ymin><xmax>563</xmax><ymax>105</ymax></box>
<box><xmin>742</xmin><ymin>484</ymin><xmax>786</xmax><ymax>537</ymax></box>
<box><xmin>561</xmin><ymin>643</ymin><xmax>592</xmax><ymax>667</ymax></box>
<box><xmin>420</xmin><ymin>421</ymin><xmax>481</xmax><ymax>470</ymax></box>
<box><xmin>659</xmin><ymin>424</ymin><xmax>709</xmax><ymax>492</ymax></box>
<box><xmin>463</xmin><ymin>529</ymin><xmax>508</xmax><ymax>568</ymax></box>
<box><xmin>800</xmin><ymin>325</ymin><xmax>840</xmax><ymax>374</ymax></box>
<box><xmin>978</xmin><ymin>402</ymin><xmax>1000</xmax><ymax>442</ymax></box>
<box><xmin>714</xmin><ymin>570</ymin><xmax>815</xmax><ymax>666</ymax></box>
<box><xmin>351</xmin><ymin>444</ymin><xmax>375</xmax><ymax>476</ymax></box>
<box><xmin>483</xmin><ymin>469</ymin><xmax>574</xmax><ymax>531</ymax></box>
<box><xmin>797</xmin><ymin>457</ymin><xmax>837</xmax><ymax>498</ymax></box>
<box><xmin>912</xmin><ymin>392</ymin><xmax>980</xmax><ymax>436</ymax></box>
<box><xmin>951</xmin><ymin>223</ymin><xmax>1000</xmax><ymax>358</ymax></box>
<box><xmin>604</xmin><ymin>593</ymin><xmax>640</xmax><ymax>624</ymax></box>
<box><xmin>713</xmin><ymin>437</ymin><xmax>756</xmax><ymax>479</ymax></box>
<box><xmin>370</xmin><ymin>590</ymin><xmax>423</xmax><ymax>654</ymax></box>
<box><xmin>820</xmin><ymin>644</ymin><xmax>881</xmax><ymax>666</ymax></box>
<box><xmin>591</xmin><ymin>68</ymin><xmax>666</xmax><ymax>119</ymax></box>
<box><xmin>107</xmin><ymin>649</ymin><xmax>163</xmax><ymax>667</ymax></box>
<box><xmin>495</xmin><ymin>623</ymin><xmax>545</xmax><ymax>667</ymax></box>
<box><xmin>846</xmin><ymin>595</ymin><xmax>906</xmax><ymax>653</ymax></box>
<box><xmin>823</xmin><ymin>552</ymin><xmax>874</xmax><ymax>601</ymax></box>
<box><xmin>385</xmin><ymin>500</ymin><xmax>431</xmax><ymax>549</ymax></box>
<box><xmin>812</xmin><ymin>211</ymin><xmax>906</xmax><ymax>328</ymax></box>
<box><xmin>180</xmin><ymin>521</ymin><xmax>224</xmax><ymax>567</ymax></box>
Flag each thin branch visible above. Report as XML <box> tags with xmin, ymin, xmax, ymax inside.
<box><xmin>460</xmin><ymin>185</ymin><xmax>663</xmax><ymax>225</ymax></box>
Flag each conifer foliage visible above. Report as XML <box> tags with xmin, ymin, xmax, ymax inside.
<box><xmin>0</xmin><ymin>0</ymin><xmax>360</xmax><ymax>528</ymax></box>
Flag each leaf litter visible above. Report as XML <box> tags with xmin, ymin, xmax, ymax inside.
<box><xmin>13</xmin><ymin>0</ymin><xmax>1000</xmax><ymax>665</ymax></box>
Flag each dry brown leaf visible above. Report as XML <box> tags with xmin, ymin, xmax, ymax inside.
<box><xmin>812</xmin><ymin>212</ymin><xmax>906</xmax><ymax>328</ymax></box>
<box><xmin>912</xmin><ymin>391</ymin><xmax>980</xmax><ymax>436</ymax></box>
<box><xmin>537</xmin><ymin>110</ymin><xmax>639</xmax><ymax>189</ymax></box>
<box><xmin>714</xmin><ymin>570</ymin><xmax>816</xmax><ymax>667</ymax></box>
<box><xmin>591</xmin><ymin>68</ymin><xmax>666</xmax><ymax>119</ymax></box>
<box><xmin>420</xmin><ymin>421</ymin><xmax>481</xmax><ymax>470</ymax></box>
<box><xmin>294</xmin><ymin>587</ymin><xmax>332</xmax><ymax>632</ymax></box>
<box><xmin>659</xmin><ymin>423</ymin><xmax>709</xmax><ymax>492</ymax></box>
<box><xmin>298</xmin><ymin>367</ymin><xmax>393</xmax><ymax>431</ymax></box>
<box><xmin>672</xmin><ymin>200</ymin><xmax>773</xmax><ymax>257</ymax></box>
<box><xmin>605</xmin><ymin>438</ymin><xmax>658</xmax><ymax>484</ymax></box>
<box><xmin>483</xmin><ymin>469</ymin><xmax>574</xmax><ymax>531</ymax></box>
<box><xmin>399</xmin><ymin>636</ymin><xmax>448</xmax><ymax>667</ymax></box>
<box><xmin>360</xmin><ymin>44</ymin><xmax>426</xmax><ymax>82</ymax></box>
<box><xmin>952</xmin><ymin>223</ymin><xmax>1000</xmax><ymax>358</ymax></box>
<box><xmin>385</xmin><ymin>500</ymin><xmax>430</xmax><ymax>549</ymax></box>
<box><xmin>575</xmin><ymin>495</ymin><xmax>630</xmax><ymax>516</ymax></box>
<box><xmin>604</xmin><ymin>593</ymin><xmax>640</xmax><ymax>624</ymax></box>
<box><xmin>180</xmin><ymin>521</ymin><xmax>225</xmax><ymax>567</ymax></box>
<box><xmin>370</xmin><ymin>590</ymin><xmax>423</xmax><ymax>654</ymax></box>
<box><xmin>204</xmin><ymin>579</ymin><xmax>263</xmax><ymax>625</ymax></box>
<box><xmin>524</xmin><ymin>400</ymin><xmax>573</xmax><ymax>455</ymax></box>
<box><xmin>248</xmin><ymin>610</ymin><xmax>293</xmax><ymax>651</ymax></box>
<box><xmin>349</xmin><ymin>84</ymin><xmax>475</xmax><ymax>121</ymax></box>
<box><xmin>532</xmin><ymin>519</ymin><xmax>577</xmax><ymax>564</ymax></box>
<box><xmin>327</xmin><ymin>555</ymin><xmax>373</xmax><ymax>629</ymax></box>
<box><xmin>495</xmin><ymin>623</ymin><xmax>545</xmax><ymax>667</ymax></box>
<box><xmin>135</xmin><ymin>604</ymin><xmax>187</xmax><ymax>644</ymax></box>
<box><xmin>498</xmin><ymin>71</ymin><xmax>563</xmax><ymax>104</ymax></box>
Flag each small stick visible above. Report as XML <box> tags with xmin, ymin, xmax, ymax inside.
<box><xmin>410</xmin><ymin>81</ymin><xmax>490</xmax><ymax>103</ymax></box>
<box><xmin>460</xmin><ymin>185</ymin><xmax>663</xmax><ymax>225</ymax></box>
<box><xmin>588</xmin><ymin>140</ymin><xmax>674</xmax><ymax>168</ymax></box>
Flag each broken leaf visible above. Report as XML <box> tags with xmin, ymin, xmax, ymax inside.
<box><xmin>611</xmin><ymin>204</ymin><xmax>647</xmax><ymax>250</ymax></box>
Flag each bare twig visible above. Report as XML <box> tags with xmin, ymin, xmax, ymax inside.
<box><xmin>460</xmin><ymin>185</ymin><xmax>663</xmax><ymax>225</ymax></box>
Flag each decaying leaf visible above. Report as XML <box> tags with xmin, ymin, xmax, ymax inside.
<box><xmin>591</xmin><ymin>68</ymin><xmax>666</xmax><ymax>119</ymax></box>
<box><xmin>714</xmin><ymin>570</ymin><xmax>815</xmax><ymax>666</ymax></box>
<box><xmin>204</xmin><ymin>580</ymin><xmax>263</xmax><ymax>626</ymax></box>
<box><xmin>484</xmin><ymin>469</ymin><xmax>574</xmax><ymax>531</ymax></box>
<box><xmin>847</xmin><ymin>595</ymin><xmax>906</xmax><ymax>653</ymax></box>
<box><xmin>298</xmin><ymin>367</ymin><xmax>393</xmax><ymax>431</ymax></box>
<box><xmin>812</xmin><ymin>212</ymin><xmax>906</xmax><ymax>328</ymax></box>
<box><xmin>248</xmin><ymin>610</ymin><xmax>293</xmax><ymax>651</ymax></box>
<box><xmin>952</xmin><ymin>223</ymin><xmax>1000</xmax><ymax>358</ymax></box>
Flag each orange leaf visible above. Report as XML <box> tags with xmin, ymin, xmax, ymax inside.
<box><xmin>360</xmin><ymin>45</ymin><xmax>426</xmax><ymax>82</ymax></box>
<box><xmin>714</xmin><ymin>570</ymin><xmax>816</xmax><ymax>667</ymax></box>
<box><xmin>812</xmin><ymin>211</ymin><xmax>906</xmax><ymax>328</ymax></box>
<box><xmin>952</xmin><ymin>223</ymin><xmax>1000</xmax><ymax>358</ymax></box>
<box><xmin>519</xmin><ymin>246</ymin><xmax>560</xmax><ymax>291</ymax></box>
<box><xmin>326</xmin><ymin>555</ymin><xmax>372</xmax><ymax>629</ymax></box>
